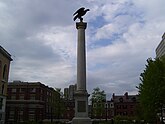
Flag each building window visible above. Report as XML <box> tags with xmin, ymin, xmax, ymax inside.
<box><xmin>21</xmin><ymin>88</ymin><xmax>26</xmax><ymax>93</ymax></box>
<box><xmin>29</xmin><ymin>109</ymin><xmax>35</xmax><ymax>121</ymax></box>
<box><xmin>1</xmin><ymin>84</ymin><xmax>4</xmax><ymax>95</ymax></box>
<box><xmin>123</xmin><ymin>111</ymin><xmax>127</xmax><ymax>116</ymax></box>
<box><xmin>12</xmin><ymin>88</ymin><xmax>16</xmax><ymax>92</ymax></box>
<box><xmin>110</xmin><ymin>103</ymin><xmax>114</xmax><ymax>108</ymax></box>
<box><xmin>11</xmin><ymin>95</ymin><xmax>16</xmax><ymax>100</ymax></box>
<box><xmin>0</xmin><ymin>98</ymin><xmax>3</xmax><ymax>109</ymax></box>
<box><xmin>123</xmin><ymin>105</ymin><xmax>127</xmax><ymax>109</ymax></box>
<box><xmin>9</xmin><ymin>110</ymin><xmax>15</xmax><ymax>120</ymax></box>
<box><xmin>40</xmin><ymin>96</ymin><xmax>43</xmax><ymax>101</ymax></box>
<box><xmin>0</xmin><ymin>61</ymin><xmax>2</xmax><ymax>78</ymax></box>
<box><xmin>30</xmin><ymin>88</ymin><xmax>36</xmax><ymax>93</ymax></box>
<box><xmin>3</xmin><ymin>64</ymin><xmax>7</xmax><ymax>80</ymax></box>
<box><xmin>105</xmin><ymin>103</ymin><xmax>108</xmax><ymax>108</ymax></box>
<box><xmin>30</xmin><ymin>95</ymin><xmax>35</xmax><ymax>100</ymax></box>
<box><xmin>119</xmin><ymin>97</ymin><xmax>123</xmax><ymax>102</ymax></box>
<box><xmin>0</xmin><ymin>113</ymin><xmax>2</xmax><ymax>120</ymax></box>
<box><xmin>19</xmin><ymin>95</ymin><xmax>24</xmax><ymax>100</ymax></box>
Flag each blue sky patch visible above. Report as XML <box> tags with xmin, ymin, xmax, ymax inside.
<box><xmin>89</xmin><ymin>15</ymin><xmax>106</xmax><ymax>29</ymax></box>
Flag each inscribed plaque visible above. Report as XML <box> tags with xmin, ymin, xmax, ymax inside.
<box><xmin>77</xmin><ymin>101</ymin><xmax>86</xmax><ymax>112</ymax></box>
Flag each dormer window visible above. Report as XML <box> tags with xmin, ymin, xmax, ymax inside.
<box><xmin>119</xmin><ymin>97</ymin><xmax>123</xmax><ymax>102</ymax></box>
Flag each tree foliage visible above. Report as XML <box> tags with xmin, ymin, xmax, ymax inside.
<box><xmin>90</xmin><ymin>87</ymin><xmax>106</xmax><ymax>118</ymax></box>
<box><xmin>52</xmin><ymin>88</ymin><xmax>65</xmax><ymax>119</ymax></box>
<box><xmin>137</xmin><ymin>57</ymin><xmax>165</xmax><ymax>122</ymax></box>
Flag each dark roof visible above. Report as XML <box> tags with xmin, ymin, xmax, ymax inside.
<box><xmin>8</xmin><ymin>81</ymin><xmax>56</xmax><ymax>92</ymax></box>
<box><xmin>112</xmin><ymin>92</ymin><xmax>138</xmax><ymax>103</ymax></box>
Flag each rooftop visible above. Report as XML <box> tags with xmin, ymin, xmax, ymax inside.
<box><xmin>0</xmin><ymin>45</ymin><xmax>13</xmax><ymax>61</ymax></box>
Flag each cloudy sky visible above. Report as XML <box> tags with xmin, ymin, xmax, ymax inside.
<box><xmin>0</xmin><ymin>0</ymin><xmax>165</xmax><ymax>99</ymax></box>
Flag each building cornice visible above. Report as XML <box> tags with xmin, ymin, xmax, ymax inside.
<box><xmin>0</xmin><ymin>45</ymin><xmax>13</xmax><ymax>61</ymax></box>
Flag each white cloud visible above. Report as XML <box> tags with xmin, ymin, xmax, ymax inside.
<box><xmin>36</xmin><ymin>25</ymin><xmax>77</xmax><ymax>64</ymax></box>
<box><xmin>10</xmin><ymin>56</ymin><xmax>76</xmax><ymax>88</ymax></box>
<box><xmin>87</xmin><ymin>6</ymin><xmax>165</xmax><ymax>95</ymax></box>
<box><xmin>95</xmin><ymin>24</ymin><xmax>117</xmax><ymax>40</ymax></box>
<box><xmin>133</xmin><ymin>0</ymin><xmax>165</xmax><ymax>19</ymax></box>
<box><xmin>1</xmin><ymin>0</ymin><xmax>165</xmax><ymax>98</ymax></box>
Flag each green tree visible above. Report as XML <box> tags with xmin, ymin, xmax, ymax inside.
<box><xmin>137</xmin><ymin>57</ymin><xmax>165</xmax><ymax>123</ymax></box>
<box><xmin>90</xmin><ymin>87</ymin><xmax>106</xmax><ymax>119</ymax></box>
<box><xmin>52</xmin><ymin>88</ymin><xmax>65</xmax><ymax>120</ymax></box>
<box><xmin>50</xmin><ymin>88</ymin><xmax>65</xmax><ymax>122</ymax></box>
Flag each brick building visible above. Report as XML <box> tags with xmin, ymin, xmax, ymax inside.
<box><xmin>112</xmin><ymin>92</ymin><xmax>138</xmax><ymax>117</ymax></box>
<box><xmin>63</xmin><ymin>99</ymin><xmax>75</xmax><ymax>121</ymax></box>
<box><xmin>105</xmin><ymin>100</ymin><xmax>114</xmax><ymax>119</ymax></box>
<box><xmin>0</xmin><ymin>46</ymin><xmax>12</xmax><ymax>124</ymax></box>
<box><xmin>90</xmin><ymin>100</ymin><xmax>114</xmax><ymax>120</ymax></box>
<box><xmin>90</xmin><ymin>92</ymin><xmax>138</xmax><ymax>120</ymax></box>
<box><xmin>6</xmin><ymin>81</ymin><xmax>59</xmax><ymax>123</ymax></box>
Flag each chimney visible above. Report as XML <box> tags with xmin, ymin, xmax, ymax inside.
<box><xmin>112</xmin><ymin>93</ymin><xmax>115</xmax><ymax>99</ymax></box>
<box><xmin>162</xmin><ymin>32</ymin><xmax>165</xmax><ymax>40</ymax></box>
<box><xmin>124</xmin><ymin>92</ymin><xmax>128</xmax><ymax>99</ymax></box>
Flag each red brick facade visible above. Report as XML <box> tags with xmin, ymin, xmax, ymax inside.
<box><xmin>63</xmin><ymin>99</ymin><xmax>75</xmax><ymax>120</ymax></box>
<box><xmin>90</xmin><ymin>92</ymin><xmax>138</xmax><ymax>120</ymax></box>
<box><xmin>112</xmin><ymin>92</ymin><xmax>139</xmax><ymax>117</ymax></box>
<box><xmin>6</xmin><ymin>81</ymin><xmax>59</xmax><ymax>123</ymax></box>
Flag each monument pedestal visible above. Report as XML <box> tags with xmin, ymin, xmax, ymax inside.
<box><xmin>72</xmin><ymin>117</ymin><xmax>92</xmax><ymax>124</ymax></box>
<box><xmin>72</xmin><ymin>91</ymin><xmax>92</xmax><ymax>124</ymax></box>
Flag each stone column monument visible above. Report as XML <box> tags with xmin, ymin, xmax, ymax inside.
<box><xmin>72</xmin><ymin>7</ymin><xmax>92</xmax><ymax>124</ymax></box>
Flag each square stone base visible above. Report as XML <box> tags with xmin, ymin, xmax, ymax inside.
<box><xmin>72</xmin><ymin>117</ymin><xmax>92</xmax><ymax>124</ymax></box>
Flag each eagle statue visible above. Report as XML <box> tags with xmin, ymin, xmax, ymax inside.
<box><xmin>73</xmin><ymin>7</ymin><xmax>90</xmax><ymax>22</ymax></box>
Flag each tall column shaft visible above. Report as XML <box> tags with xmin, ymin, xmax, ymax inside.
<box><xmin>76</xmin><ymin>22</ymin><xmax>87</xmax><ymax>92</ymax></box>
<box><xmin>72</xmin><ymin>21</ymin><xmax>91</xmax><ymax>124</ymax></box>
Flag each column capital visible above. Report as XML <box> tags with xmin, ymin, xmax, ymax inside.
<box><xmin>76</xmin><ymin>22</ymin><xmax>87</xmax><ymax>29</ymax></box>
